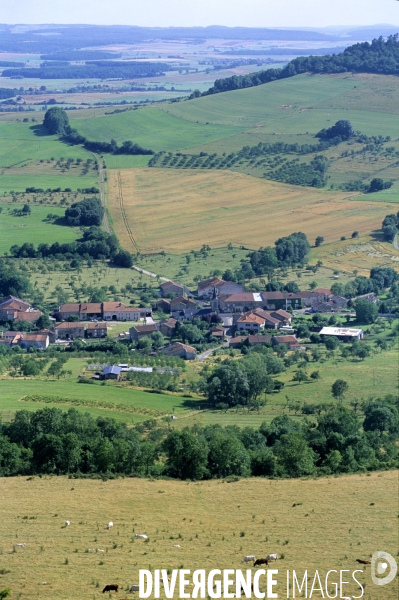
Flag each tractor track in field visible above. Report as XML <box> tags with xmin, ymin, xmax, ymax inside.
<box><xmin>116</xmin><ymin>170</ymin><xmax>140</xmax><ymax>254</ymax></box>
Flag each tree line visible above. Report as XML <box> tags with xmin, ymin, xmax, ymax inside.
<box><xmin>9</xmin><ymin>225</ymin><xmax>133</xmax><ymax>267</ymax></box>
<box><xmin>43</xmin><ymin>107</ymin><xmax>154</xmax><ymax>155</ymax></box>
<box><xmin>2</xmin><ymin>62</ymin><xmax>170</xmax><ymax>80</ymax></box>
<box><xmin>0</xmin><ymin>401</ymin><xmax>397</xmax><ymax>478</ymax></box>
<box><xmin>196</xmin><ymin>35</ymin><xmax>399</xmax><ymax>97</ymax></box>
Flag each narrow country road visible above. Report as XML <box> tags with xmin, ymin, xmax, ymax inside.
<box><xmin>132</xmin><ymin>266</ymin><xmax>171</xmax><ymax>281</ymax></box>
<box><xmin>98</xmin><ymin>164</ymin><xmax>110</xmax><ymax>234</ymax></box>
<box><xmin>197</xmin><ymin>343</ymin><xmax>228</xmax><ymax>361</ymax></box>
<box><xmin>394</xmin><ymin>234</ymin><xmax>399</xmax><ymax>251</ymax></box>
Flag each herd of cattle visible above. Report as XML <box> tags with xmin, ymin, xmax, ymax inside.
<box><xmin>14</xmin><ymin>520</ymin><xmax>370</xmax><ymax>597</ymax></box>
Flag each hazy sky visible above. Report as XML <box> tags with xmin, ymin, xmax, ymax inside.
<box><xmin>1</xmin><ymin>0</ymin><xmax>398</xmax><ymax>28</ymax></box>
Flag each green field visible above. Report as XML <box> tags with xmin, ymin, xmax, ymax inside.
<box><xmin>0</xmin><ymin>379</ymin><xmax>194</xmax><ymax>424</ymax></box>
<box><xmin>73</xmin><ymin>107</ymin><xmax>245</xmax><ymax>153</ymax></box>
<box><xmin>0</xmin><ymin>204</ymin><xmax>79</xmax><ymax>254</ymax></box>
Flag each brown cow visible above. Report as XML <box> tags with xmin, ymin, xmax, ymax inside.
<box><xmin>254</xmin><ymin>558</ymin><xmax>269</xmax><ymax>567</ymax></box>
<box><xmin>103</xmin><ymin>584</ymin><xmax>119</xmax><ymax>593</ymax></box>
<box><xmin>356</xmin><ymin>559</ymin><xmax>371</xmax><ymax>565</ymax></box>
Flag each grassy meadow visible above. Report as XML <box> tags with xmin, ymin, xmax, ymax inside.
<box><xmin>107</xmin><ymin>168</ymin><xmax>392</xmax><ymax>254</ymax></box>
<box><xmin>0</xmin><ymin>472</ymin><xmax>397</xmax><ymax>600</ymax></box>
<box><xmin>0</xmin><ymin>204</ymin><xmax>79</xmax><ymax>254</ymax></box>
<box><xmin>72</xmin><ymin>107</ymin><xmax>245</xmax><ymax>153</ymax></box>
<box><xmin>0</xmin><ymin>378</ymin><xmax>192</xmax><ymax>424</ymax></box>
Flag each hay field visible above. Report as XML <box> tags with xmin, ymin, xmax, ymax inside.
<box><xmin>0</xmin><ymin>472</ymin><xmax>397</xmax><ymax>600</ymax></box>
<box><xmin>309</xmin><ymin>235</ymin><xmax>399</xmax><ymax>276</ymax></box>
<box><xmin>108</xmin><ymin>168</ymin><xmax>392</xmax><ymax>253</ymax></box>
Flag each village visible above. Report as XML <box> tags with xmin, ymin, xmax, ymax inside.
<box><xmin>0</xmin><ymin>276</ymin><xmax>366</xmax><ymax>367</ymax></box>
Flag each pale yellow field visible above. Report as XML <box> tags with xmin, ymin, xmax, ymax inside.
<box><xmin>0</xmin><ymin>472</ymin><xmax>397</xmax><ymax>600</ymax></box>
<box><xmin>108</xmin><ymin>169</ymin><xmax>393</xmax><ymax>253</ymax></box>
<box><xmin>310</xmin><ymin>234</ymin><xmax>399</xmax><ymax>276</ymax></box>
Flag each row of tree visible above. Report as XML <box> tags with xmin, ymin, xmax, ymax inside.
<box><xmin>0</xmin><ymin>401</ymin><xmax>397</xmax><ymax>478</ymax></box>
<box><xmin>9</xmin><ymin>226</ymin><xmax>133</xmax><ymax>267</ymax></box>
<box><xmin>2</xmin><ymin>62</ymin><xmax>169</xmax><ymax>80</ymax></box>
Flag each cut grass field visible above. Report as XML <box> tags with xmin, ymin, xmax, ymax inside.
<box><xmin>108</xmin><ymin>168</ymin><xmax>393</xmax><ymax>254</ymax></box>
<box><xmin>0</xmin><ymin>204</ymin><xmax>79</xmax><ymax>254</ymax></box>
<box><xmin>0</xmin><ymin>379</ymin><xmax>192</xmax><ymax>424</ymax></box>
<box><xmin>0</xmin><ymin>472</ymin><xmax>397</xmax><ymax>600</ymax></box>
<box><xmin>73</xmin><ymin>107</ymin><xmax>245</xmax><ymax>153</ymax></box>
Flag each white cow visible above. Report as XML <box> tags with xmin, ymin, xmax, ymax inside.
<box><xmin>129</xmin><ymin>585</ymin><xmax>140</xmax><ymax>593</ymax></box>
<box><xmin>241</xmin><ymin>555</ymin><xmax>256</xmax><ymax>563</ymax></box>
<box><xmin>16</xmin><ymin>543</ymin><xmax>26</xmax><ymax>547</ymax></box>
<box><xmin>64</xmin><ymin>520</ymin><xmax>70</xmax><ymax>527</ymax></box>
<box><xmin>107</xmin><ymin>521</ymin><xmax>113</xmax><ymax>529</ymax></box>
<box><xmin>97</xmin><ymin>549</ymin><xmax>105</xmax><ymax>553</ymax></box>
<box><xmin>265</xmin><ymin>553</ymin><xmax>279</xmax><ymax>562</ymax></box>
<box><xmin>173</xmin><ymin>544</ymin><xmax>181</xmax><ymax>548</ymax></box>
<box><xmin>134</xmin><ymin>534</ymin><xmax>148</xmax><ymax>539</ymax></box>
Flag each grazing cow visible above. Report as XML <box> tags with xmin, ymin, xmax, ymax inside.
<box><xmin>134</xmin><ymin>534</ymin><xmax>148</xmax><ymax>539</ymax></box>
<box><xmin>241</xmin><ymin>555</ymin><xmax>256</xmax><ymax>563</ymax></box>
<box><xmin>16</xmin><ymin>543</ymin><xmax>26</xmax><ymax>547</ymax></box>
<box><xmin>64</xmin><ymin>520</ymin><xmax>70</xmax><ymax>527</ymax></box>
<box><xmin>102</xmin><ymin>584</ymin><xmax>118</xmax><ymax>593</ymax></box>
<box><xmin>129</xmin><ymin>585</ymin><xmax>140</xmax><ymax>593</ymax></box>
<box><xmin>173</xmin><ymin>544</ymin><xmax>181</xmax><ymax>548</ymax></box>
<box><xmin>241</xmin><ymin>584</ymin><xmax>254</xmax><ymax>594</ymax></box>
<box><xmin>254</xmin><ymin>558</ymin><xmax>268</xmax><ymax>567</ymax></box>
<box><xmin>107</xmin><ymin>521</ymin><xmax>114</xmax><ymax>530</ymax></box>
<box><xmin>97</xmin><ymin>549</ymin><xmax>105</xmax><ymax>552</ymax></box>
<box><xmin>265</xmin><ymin>553</ymin><xmax>279</xmax><ymax>562</ymax></box>
<box><xmin>356</xmin><ymin>559</ymin><xmax>371</xmax><ymax>565</ymax></box>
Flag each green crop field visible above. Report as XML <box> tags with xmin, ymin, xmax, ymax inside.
<box><xmin>0</xmin><ymin>204</ymin><xmax>80</xmax><ymax>254</ymax></box>
<box><xmin>72</xmin><ymin>107</ymin><xmax>245</xmax><ymax>153</ymax></box>
<box><xmin>0</xmin><ymin>472</ymin><xmax>397</xmax><ymax>600</ymax></box>
<box><xmin>0</xmin><ymin>379</ymin><xmax>193</xmax><ymax>424</ymax></box>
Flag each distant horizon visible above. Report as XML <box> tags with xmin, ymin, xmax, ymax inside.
<box><xmin>2</xmin><ymin>22</ymin><xmax>399</xmax><ymax>30</ymax></box>
<box><xmin>0</xmin><ymin>0</ymin><xmax>398</xmax><ymax>29</ymax></box>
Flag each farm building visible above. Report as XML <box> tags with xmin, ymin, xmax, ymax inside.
<box><xmin>103</xmin><ymin>365</ymin><xmax>121</xmax><ymax>380</ymax></box>
<box><xmin>54</xmin><ymin>322</ymin><xmax>85</xmax><ymax>340</ymax></box>
<box><xmin>78</xmin><ymin>303</ymin><xmax>102</xmax><ymax>320</ymax></box>
<box><xmin>86</xmin><ymin>322</ymin><xmax>108</xmax><ymax>338</ymax></box>
<box><xmin>272</xmin><ymin>335</ymin><xmax>301</xmax><ymax>350</ymax></box>
<box><xmin>159</xmin><ymin>281</ymin><xmax>191</xmax><ymax>297</ymax></box>
<box><xmin>229</xmin><ymin>335</ymin><xmax>272</xmax><ymax>348</ymax></box>
<box><xmin>0</xmin><ymin>295</ymin><xmax>42</xmax><ymax>322</ymax></box>
<box><xmin>129</xmin><ymin>324</ymin><xmax>158</xmax><ymax>341</ymax></box>
<box><xmin>319</xmin><ymin>327</ymin><xmax>364</xmax><ymax>341</ymax></box>
<box><xmin>56</xmin><ymin>302</ymin><xmax>151</xmax><ymax>322</ymax></box>
<box><xmin>159</xmin><ymin>317</ymin><xmax>178</xmax><ymax>337</ymax></box>
<box><xmin>102</xmin><ymin>302</ymin><xmax>141</xmax><ymax>321</ymax></box>
<box><xmin>170</xmin><ymin>296</ymin><xmax>197</xmax><ymax>319</ymax></box>
<box><xmin>0</xmin><ymin>331</ymin><xmax>49</xmax><ymax>349</ymax></box>
<box><xmin>56</xmin><ymin>303</ymin><xmax>80</xmax><ymax>320</ymax></box>
<box><xmin>162</xmin><ymin>342</ymin><xmax>196</xmax><ymax>360</ymax></box>
<box><xmin>209</xmin><ymin>326</ymin><xmax>226</xmax><ymax>340</ymax></box>
<box><xmin>217</xmin><ymin>291</ymin><xmax>324</xmax><ymax>313</ymax></box>
<box><xmin>19</xmin><ymin>333</ymin><xmax>49</xmax><ymax>350</ymax></box>
<box><xmin>197</xmin><ymin>278</ymin><xmax>244</xmax><ymax>298</ymax></box>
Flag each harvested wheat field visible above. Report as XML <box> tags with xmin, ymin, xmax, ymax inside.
<box><xmin>0</xmin><ymin>472</ymin><xmax>397</xmax><ymax>600</ymax></box>
<box><xmin>108</xmin><ymin>169</ymin><xmax>393</xmax><ymax>253</ymax></box>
